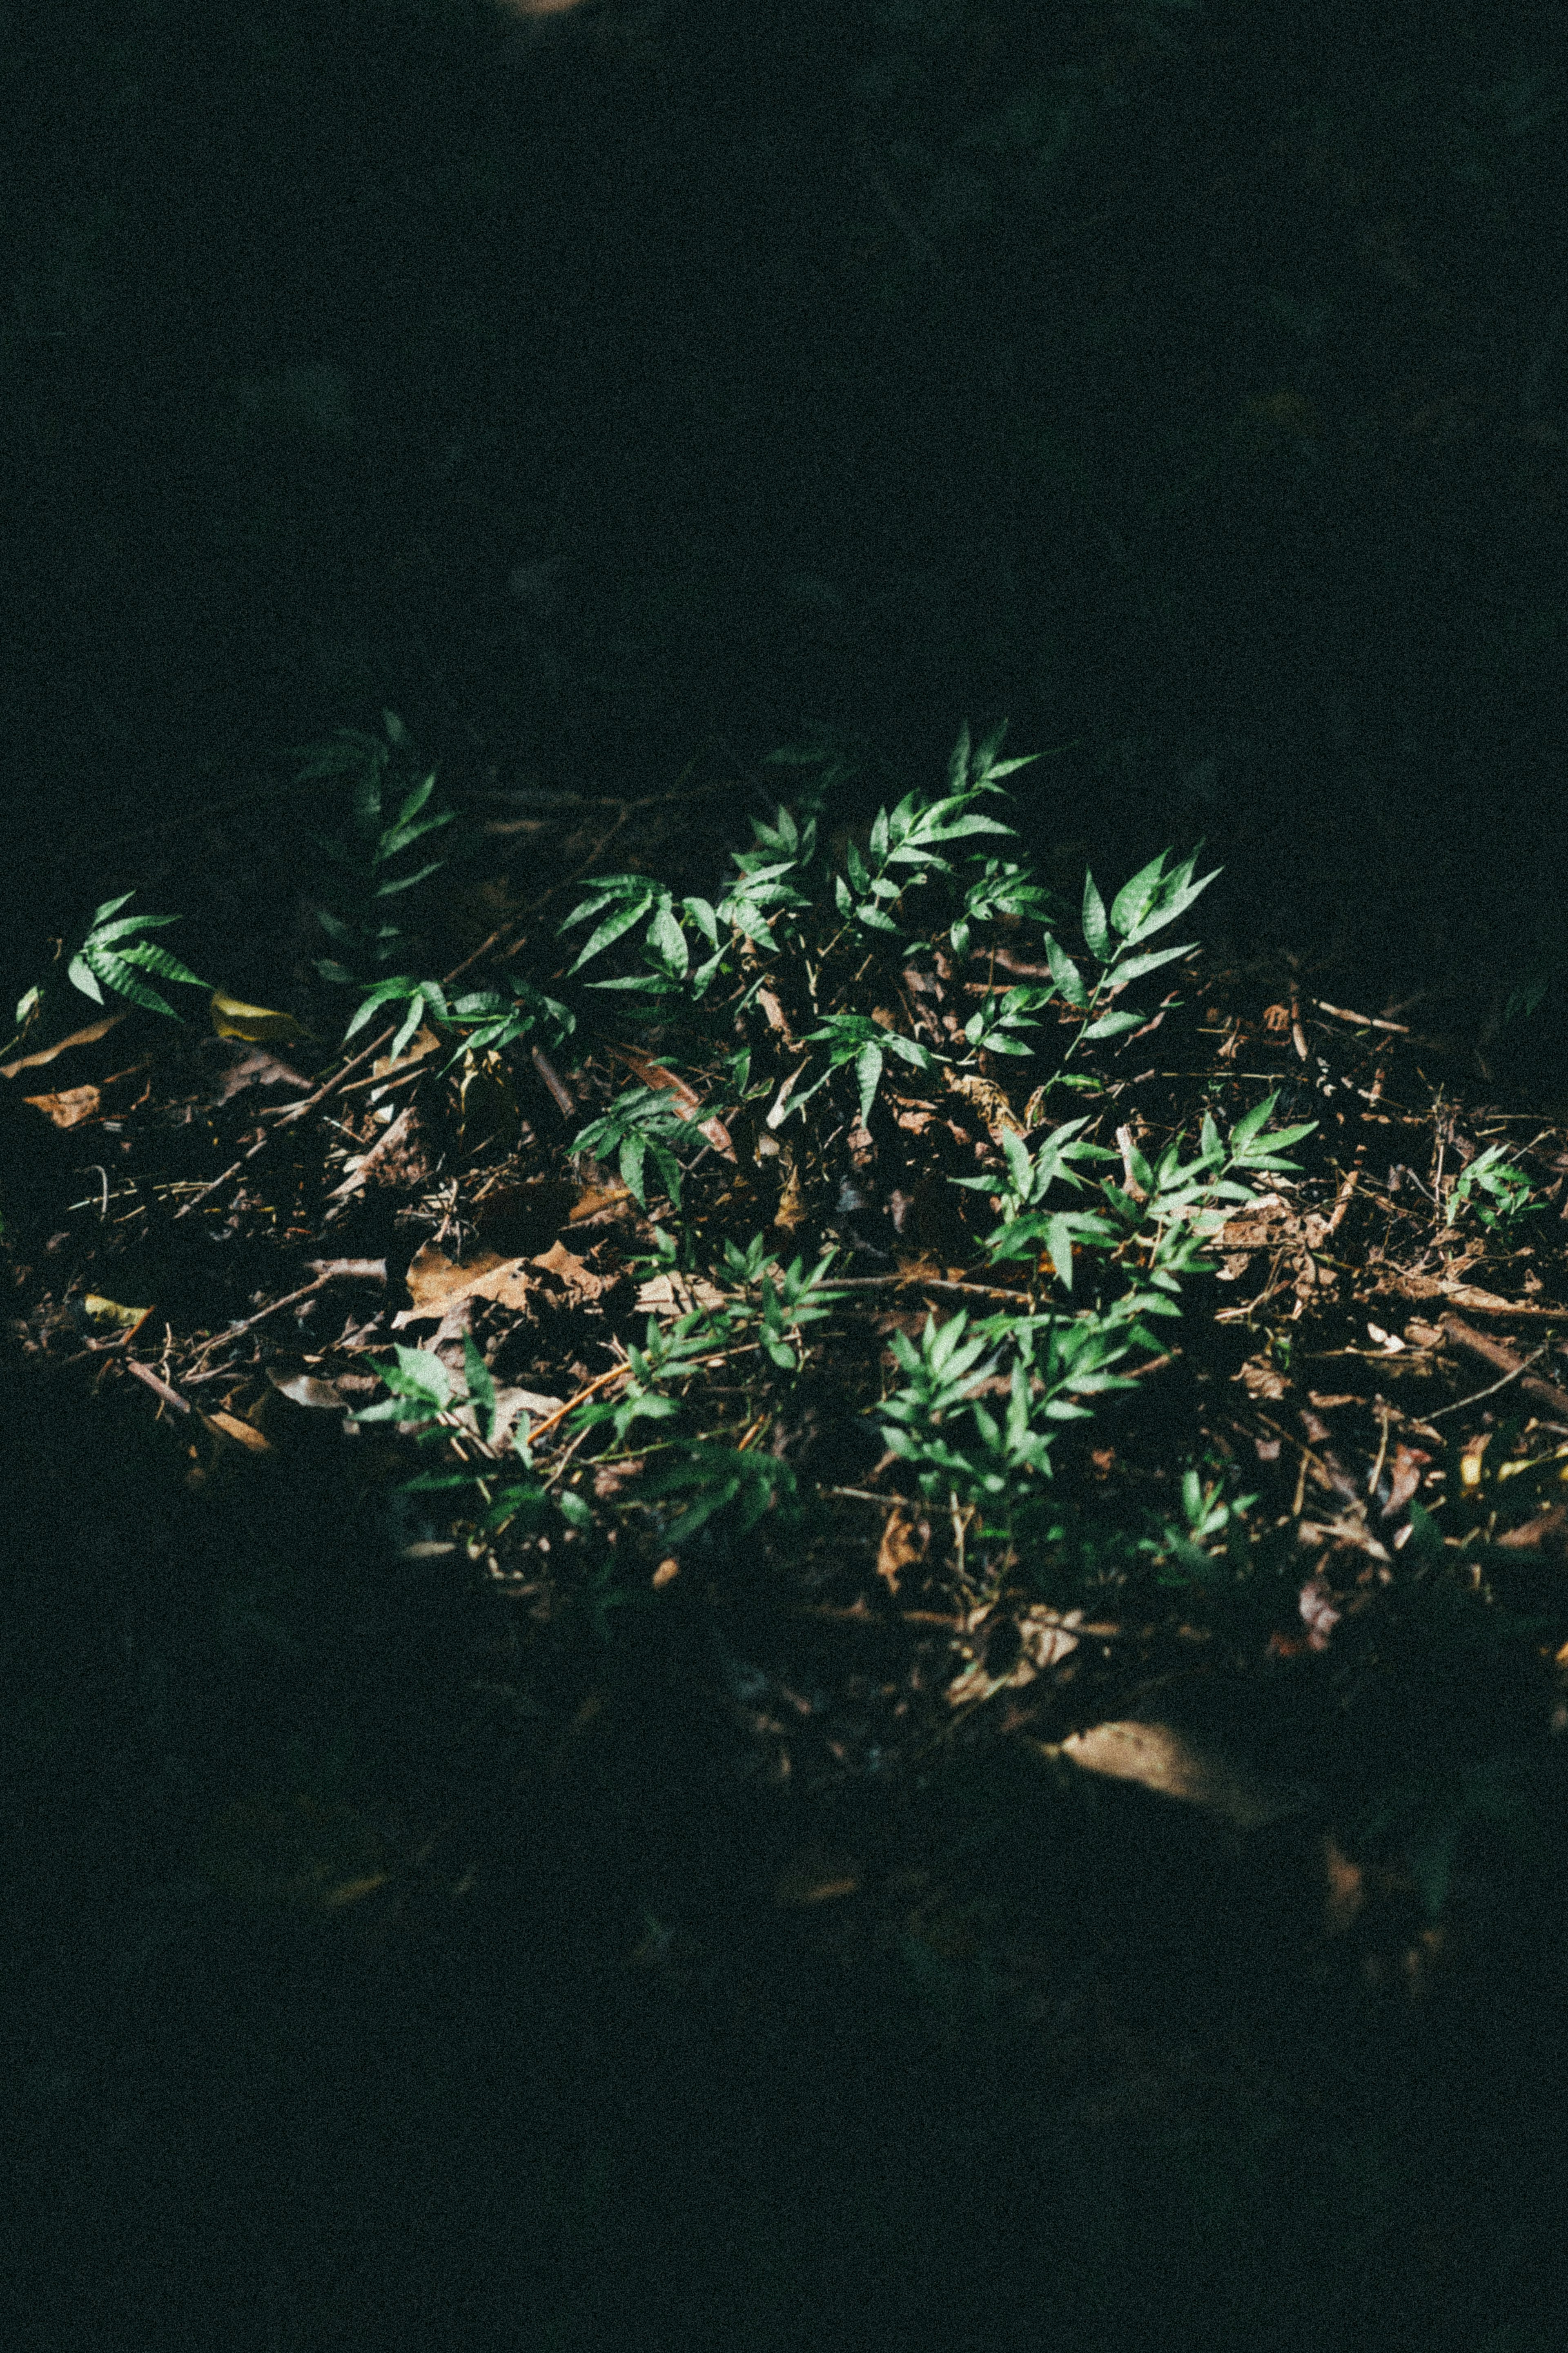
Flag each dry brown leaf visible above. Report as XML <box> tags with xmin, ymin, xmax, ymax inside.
<box><xmin>773</xmin><ymin>1157</ymin><xmax>807</xmax><ymax>1233</ymax></box>
<box><xmin>1235</xmin><ymin>1354</ymin><xmax>1290</xmax><ymax>1401</ymax></box>
<box><xmin>0</xmin><ymin>1009</ymin><xmax>126</xmax><ymax>1080</ymax></box>
<box><xmin>945</xmin><ymin>1068</ymin><xmax>1024</xmax><ymax>1135</ymax></box>
<box><xmin>214</xmin><ymin>1046</ymin><xmax>313</xmax><ymax>1103</ymax></box>
<box><xmin>371</xmin><ymin>1024</ymin><xmax>441</xmax><ymax>1081</ymax></box>
<box><xmin>530</xmin><ymin>1238</ymin><xmax>610</xmax><ymax>1304</ymax></box>
<box><xmin>1379</xmin><ymin>1442</ymin><xmax>1430</xmax><ymax>1518</ymax></box>
<box><xmin>405</xmin><ymin>1241</ymin><xmax>512</xmax><ymax>1312</ymax></box>
<box><xmin>875</xmin><ymin>1501</ymin><xmax>928</xmax><ymax>1594</ymax></box>
<box><xmin>323</xmin><ymin>1102</ymin><xmax>435</xmax><ymax>1200</ymax></box>
<box><xmin>23</xmin><ymin>1085</ymin><xmax>101</xmax><ymax>1129</ymax></box>
<box><xmin>611</xmin><ymin>1042</ymin><xmax>735</xmax><ymax>1158</ymax></box>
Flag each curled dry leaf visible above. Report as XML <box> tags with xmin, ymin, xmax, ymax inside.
<box><xmin>0</xmin><ymin>1009</ymin><xmax>126</xmax><ymax>1080</ymax></box>
<box><xmin>323</xmin><ymin>1102</ymin><xmax>435</xmax><ymax>1200</ymax></box>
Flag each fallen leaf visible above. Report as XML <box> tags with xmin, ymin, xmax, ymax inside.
<box><xmin>1015</xmin><ymin>1607</ymin><xmax>1084</xmax><ymax>1673</ymax></box>
<box><xmin>945</xmin><ymin>1068</ymin><xmax>1024</xmax><ymax>1136</ymax></box>
<box><xmin>1379</xmin><ymin>1442</ymin><xmax>1430</xmax><ymax>1518</ymax></box>
<box><xmin>531</xmin><ymin>1238</ymin><xmax>610</xmax><ymax>1305</ymax></box>
<box><xmin>213</xmin><ymin>1046</ymin><xmax>313</xmax><ymax>1102</ymax></box>
<box><xmin>405</xmin><ymin>1240</ymin><xmax>512</xmax><ymax>1312</ymax></box>
<box><xmin>198</xmin><ymin>1408</ymin><xmax>273</xmax><ymax>1454</ymax></box>
<box><xmin>1236</xmin><ymin>1354</ymin><xmax>1290</xmax><ymax>1401</ymax></box>
<box><xmin>267</xmin><ymin>1369</ymin><xmax>350</xmax><ymax>1411</ymax></box>
<box><xmin>0</xmin><ymin>1009</ymin><xmax>126</xmax><ymax>1079</ymax></box>
<box><xmin>371</xmin><ymin>1025</ymin><xmax>441</xmax><ymax>1080</ymax></box>
<box><xmin>1298</xmin><ymin>1577</ymin><xmax>1341</xmax><ymax>1651</ymax></box>
<box><xmin>875</xmin><ymin>1501</ymin><xmax>928</xmax><ymax>1594</ymax></box>
<box><xmin>209</xmin><ymin>988</ymin><xmax>308</xmax><ymax>1044</ymax></box>
<box><xmin>612</xmin><ymin>1042</ymin><xmax>735</xmax><ymax>1158</ymax></box>
<box><xmin>1056</xmin><ymin>1721</ymin><xmax>1319</xmax><ymax>1829</ymax></box>
<box><xmin>773</xmin><ymin>1156</ymin><xmax>807</xmax><ymax>1233</ymax></box>
<box><xmin>23</xmin><ymin>1085</ymin><xmax>101</xmax><ymax>1129</ymax></box>
<box><xmin>323</xmin><ymin>1102</ymin><xmax>434</xmax><ymax>1200</ymax></box>
<box><xmin>77</xmin><ymin>1294</ymin><xmax>154</xmax><ymax>1338</ymax></box>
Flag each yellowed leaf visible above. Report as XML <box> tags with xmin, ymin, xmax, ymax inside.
<box><xmin>79</xmin><ymin>1294</ymin><xmax>155</xmax><ymax>1339</ymax></box>
<box><xmin>209</xmin><ymin>988</ymin><xmax>307</xmax><ymax>1044</ymax></box>
<box><xmin>198</xmin><ymin>1408</ymin><xmax>273</xmax><ymax>1454</ymax></box>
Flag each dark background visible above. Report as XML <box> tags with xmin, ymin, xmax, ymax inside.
<box><xmin>4</xmin><ymin>0</ymin><xmax>1566</xmax><ymax>1012</ymax></box>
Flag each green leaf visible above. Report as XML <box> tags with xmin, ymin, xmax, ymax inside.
<box><xmin>80</xmin><ymin>947</ymin><xmax>178</xmax><ymax>1018</ymax></box>
<box><xmin>647</xmin><ymin>901</ymin><xmax>689</xmax><ymax>975</ymax></box>
<box><xmin>1043</xmin><ymin>935</ymin><xmax>1088</xmax><ymax>1009</ymax></box>
<box><xmin>1227</xmin><ymin>1093</ymin><xmax>1280</xmax><ymax>1153</ymax></box>
<box><xmin>1104</xmin><ymin>941</ymin><xmax>1194</xmax><ymax>988</ymax></box>
<box><xmin>1081</xmin><ymin>871</ymin><xmax>1110</xmax><ymax>963</ymax></box>
<box><xmin>1081</xmin><ymin>1009</ymin><xmax>1143</xmax><ymax>1040</ymax></box>
<box><xmin>855</xmin><ymin>1041</ymin><xmax>884</xmax><ymax>1127</ymax></box>
<box><xmin>1109</xmin><ymin>850</ymin><xmax>1176</xmax><ymax>941</ymax></box>
<box><xmin>118</xmin><ymin>941</ymin><xmax>209</xmax><ymax>990</ymax></box>
<box><xmin>619</xmin><ymin>1133</ymin><xmax>649</xmax><ymax>1207</ymax></box>
<box><xmin>568</xmin><ymin>896</ymin><xmax>655</xmax><ymax>972</ymax></box>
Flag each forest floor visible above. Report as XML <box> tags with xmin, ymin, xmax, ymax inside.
<box><xmin>5</xmin><ymin>758</ymin><xmax>1568</xmax><ymax>2353</ymax></box>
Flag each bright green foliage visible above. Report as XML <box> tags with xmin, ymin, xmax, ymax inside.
<box><xmin>334</xmin><ymin>721</ymin><xmax>1333</xmax><ymax>1623</ymax></box>
<box><xmin>62</xmin><ymin>892</ymin><xmax>209</xmax><ymax>1020</ymax></box>
<box><xmin>570</xmin><ymin>1084</ymin><xmax>713</xmax><ymax>1209</ymax></box>
<box><xmin>1446</xmin><ymin>1142</ymin><xmax>1542</xmax><ymax>1233</ymax></box>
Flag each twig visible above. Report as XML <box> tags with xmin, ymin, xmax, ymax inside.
<box><xmin>1430</xmin><ymin>1316</ymin><xmax>1568</xmax><ymax>1422</ymax></box>
<box><xmin>1312</xmin><ymin>999</ymin><xmax>1411</xmax><ymax>1035</ymax></box>
<box><xmin>124</xmin><ymin>1358</ymin><xmax>191</xmax><ymax>1415</ymax></box>
<box><xmin>828</xmin><ymin>1272</ymin><xmax>1037</xmax><ymax>1305</ymax></box>
<box><xmin>1423</xmin><ymin>1342</ymin><xmax>1552</xmax><ymax>1422</ymax></box>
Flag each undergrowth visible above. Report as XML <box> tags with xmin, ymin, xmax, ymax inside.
<box><xmin>312</xmin><ymin>722</ymin><xmax>1319</xmax><ymax>1631</ymax></box>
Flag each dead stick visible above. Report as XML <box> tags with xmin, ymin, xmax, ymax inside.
<box><xmin>1438</xmin><ymin>1314</ymin><xmax>1568</xmax><ymax>1423</ymax></box>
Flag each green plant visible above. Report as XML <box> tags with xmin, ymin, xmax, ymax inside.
<box><xmin>7</xmin><ymin>891</ymin><xmax>208</xmax><ymax>1057</ymax></box>
<box><xmin>336</xmin><ymin>720</ymin><xmax>1320</xmax><ymax>1626</ymax></box>
<box><xmin>1446</xmin><ymin>1142</ymin><xmax>1543</xmax><ymax>1233</ymax></box>
<box><xmin>299</xmin><ymin>709</ymin><xmax>457</xmax><ymax>987</ymax></box>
